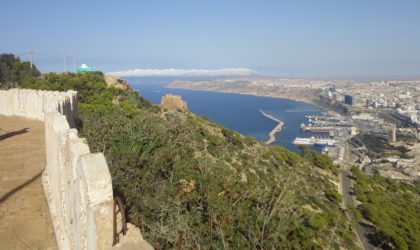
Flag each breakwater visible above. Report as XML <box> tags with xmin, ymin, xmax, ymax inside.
<box><xmin>259</xmin><ymin>109</ymin><xmax>284</xmax><ymax>145</ymax></box>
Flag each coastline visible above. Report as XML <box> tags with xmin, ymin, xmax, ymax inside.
<box><xmin>166</xmin><ymin>85</ymin><xmax>344</xmax><ymax>118</ymax></box>
<box><xmin>259</xmin><ymin>109</ymin><xmax>284</xmax><ymax>145</ymax></box>
<box><xmin>167</xmin><ymin>85</ymin><xmax>323</xmax><ymax>110</ymax></box>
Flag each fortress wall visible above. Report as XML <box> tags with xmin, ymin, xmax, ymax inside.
<box><xmin>0</xmin><ymin>89</ymin><xmax>151</xmax><ymax>250</ymax></box>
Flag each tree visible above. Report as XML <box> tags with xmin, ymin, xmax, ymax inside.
<box><xmin>0</xmin><ymin>53</ymin><xmax>40</xmax><ymax>87</ymax></box>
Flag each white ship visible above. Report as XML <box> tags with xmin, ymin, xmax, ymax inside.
<box><xmin>292</xmin><ymin>137</ymin><xmax>314</xmax><ymax>145</ymax></box>
<box><xmin>292</xmin><ymin>136</ymin><xmax>336</xmax><ymax>146</ymax></box>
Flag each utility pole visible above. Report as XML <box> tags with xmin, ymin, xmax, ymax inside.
<box><xmin>72</xmin><ymin>57</ymin><xmax>76</xmax><ymax>72</ymax></box>
<box><xmin>29</xmin><ymin>51</ymin><xmax>34</xmax><ymax>68</ymax></box>
<box><xmin>63</xmin><ymin>52</ymin><xmax>67</xmax><ymax>72</ymax></box>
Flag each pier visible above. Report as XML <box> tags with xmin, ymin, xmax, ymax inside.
<box><xmin>259</xmin><ymin>110</ymin><xmax>284</xmax><ymax>145</ymax></box>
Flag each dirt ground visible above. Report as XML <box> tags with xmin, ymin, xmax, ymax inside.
<box><xmin>0</xmin><ymin>115</ymin><xmax>57</xmax><ymax>250</ymax></box>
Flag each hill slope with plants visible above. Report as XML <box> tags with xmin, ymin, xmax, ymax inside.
<box><xmin>1</xmin><ymin>55</ymin><xmax>363</xmax><ymax>249</ymax></box>
<box><xmin>351</xmin><ymin>167</ymin><xmax>420</xmax><ymax>250</ymax></box>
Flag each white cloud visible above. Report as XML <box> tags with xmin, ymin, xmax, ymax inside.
<box><xmin>106</xmin><ymin>68</ymin><xmax>256</xmax><ymax>77</ymax></box>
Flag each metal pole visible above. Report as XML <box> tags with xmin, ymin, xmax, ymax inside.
<box><xmin>73</xmin><ymin>57</ymin><xmax>76</xmax><ymax>72</ymax></box>
<box><xmin>29</xmin><ymin>51</ymin><xmax>33</xmax><ymax>68</ymax></box>
<box><xmin>63</xmin><ymin>52</ymin><xmax>66</xmax><ymax>72</ymax></box>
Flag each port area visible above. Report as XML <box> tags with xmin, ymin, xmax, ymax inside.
<box><xmin>292</xmin><ymin>114</ymin><xmax>355</xmax><ymax>160</ymax></box>
<box><xmin>259</xmin><ymin>110</ymin><xmax>284</xmax><ymax>145</ymax></box>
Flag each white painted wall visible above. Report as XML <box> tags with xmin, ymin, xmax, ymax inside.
<box><xmin>43</xmin><ymin>112</ymin><xmax>114</xmax><ymax>249</ymax></box>
<box><xmin>0</xmin><ymin>88</ymin><xmax>77</xmax><ymax>127</ymax></box>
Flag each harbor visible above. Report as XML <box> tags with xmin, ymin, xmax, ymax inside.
<box><xmin>259</xmin><ymin>109</ymin><xmax>284</xmax><ymax>145</ymax></box>
<box><xmin>293</xmin><ymin>113</ymin><xmax>358</xmax><ymax>167</ymax></box>
<box><xmin>295</xmin><ymin>114</ymin><xmax>354</xmax><ymax>148</ymax></box>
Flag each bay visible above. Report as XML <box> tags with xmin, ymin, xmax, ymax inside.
<box><xmin>125</xmin><ymin>77</ymin><xmax>324</xmax><ymax>153</ymax></box>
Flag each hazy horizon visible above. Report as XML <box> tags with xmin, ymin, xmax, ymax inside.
<box><xmin>1</xmin><ymin>1</ymin><xmax>419</xmax><ymax>79</ymax></box>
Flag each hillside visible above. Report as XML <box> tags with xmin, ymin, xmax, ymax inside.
<box><xmin>351</xmin><ymin>167</ymin><xmax>420</xmax><ymax>250</ymax></box>
<box><xmin>1</xmin><ymin>71</ymin><xmax>355</xmax><ymax>249</ymax></box>
<box><xmin>4</xmin><ymin>55</ymin><xmax>412</xmax><ymax>249</ymax></box>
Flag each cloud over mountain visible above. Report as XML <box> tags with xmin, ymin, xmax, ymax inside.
<box><xmin>107</xmin><ymin>68</ymin><xmax>256</xmax><ymax>77</ymax></box>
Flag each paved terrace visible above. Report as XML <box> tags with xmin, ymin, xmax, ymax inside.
<box><xmin>0</xmin><ymin>115</ymin><xmax>57</xmax><ymax>249</ymax></box>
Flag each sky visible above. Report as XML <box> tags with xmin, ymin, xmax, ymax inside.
<box><xmin>1</xmin><ymin>0</ymin><xmax>420</xmax><ymax>78</ymax></box>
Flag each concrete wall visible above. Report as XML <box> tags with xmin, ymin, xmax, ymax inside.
<box><xmin>0</xmin><ymin>88</ymin><xmax>77</xmax><ymax>127</ymax></box>
<box><xmin>0</xmin><ymin>89</ymin><xmax>152</xmax><ymax>250</ymax></box>
<box><xmin>44</xmin><ymin>112</ymin><xmax>115</xmax><ymax>249</ymax></box>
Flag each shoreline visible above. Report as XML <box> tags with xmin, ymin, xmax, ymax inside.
<box><xmin>167</xmin><ymin>85</ymin><xmax>343</xmax><ymax>118</ymax></box>
<box><xmin>167</xmin><ymin>85</ymin><xmax>322</xmax><ymax>109</ymax></box>
<box><xmin>259</xmin><ymin>109</ymin><xmax>284</xmax><ymax>145</ymax></box>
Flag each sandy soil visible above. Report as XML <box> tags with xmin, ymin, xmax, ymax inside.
<box><xmin>0</xmin><ymin>115</ymin><xmax>57</xmax><ymax>249</ymax></box>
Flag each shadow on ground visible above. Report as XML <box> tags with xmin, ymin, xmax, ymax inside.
<box><xmin>0</xmin><ymin>128</ymin><xmax>29</xmax><ymax>141</ymax></box>
<box><xmin>0</xmin><ymin>169</ymin><xmax>43</xmax><ymax>204</ymax></box>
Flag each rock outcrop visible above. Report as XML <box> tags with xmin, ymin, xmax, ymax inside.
<box><xmin>160</xmin><ymin>94</ymin><xmax>188</xmax><ymax>112</ymax></box>
<box><xmin>105</xmin><ymin>75</ymin><xmax>131</xmax><ymax>90</ymax></box>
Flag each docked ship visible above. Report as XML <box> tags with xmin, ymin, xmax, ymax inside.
<box><xmin>292</xmin><ymin>137</ymin><xmax>313</xmax><ymax>145</ymax></box>
<box><xmin>292</xmin><ymin>136</ymin><xmax>336</xmax><ymax>146</ymax></box>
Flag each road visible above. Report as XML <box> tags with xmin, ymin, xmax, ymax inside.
<box><xmin>341</xmin><ymin>169</ymin><xmax>376</xmax><ymax>250</ymax></box>
<box><xmin>341</xmin><ymin>169</ymin><xmax>354</xmax><ymax>207</ymax></box>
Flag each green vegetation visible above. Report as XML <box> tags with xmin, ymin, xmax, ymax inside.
<box><xmin>299</xmin><ymin>145</ymin><xmax>339</xmax><ymax>175</ymax></box>
<box><xmin>0</xmin><ymin>53</ymin><xmax>40</xmax><ymax>88</ymax></box>
<box><xmin>4</xmin><ymin>54</ymin><xmax>360</xmax><ymax>249</ymax></box>
<box><xmin>352</xmin><ymin>167</ymin><xmax>420</xmax><ymax>250</ymax></box>
<box><xmin>81</xmin><ymin>105</ymin><xmax>351</xmax><ymax>249</ymax></box>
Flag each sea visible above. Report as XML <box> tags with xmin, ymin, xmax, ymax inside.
<box><xmin>125</xmin><ymin>77</ymin><xmax>324</xmax><ymax>153</ymax></box>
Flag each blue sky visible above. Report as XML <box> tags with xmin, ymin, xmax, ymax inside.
<box><xmin>1</xmin><ymin>0</ymin><xmax>420</xmax><ymax>78</ymax></box>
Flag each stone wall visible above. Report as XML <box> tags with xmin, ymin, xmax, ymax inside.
<box><xmin>0</xmin><ymin>89</ymin><xmax>152</xmax><ymax>250</ymax></box>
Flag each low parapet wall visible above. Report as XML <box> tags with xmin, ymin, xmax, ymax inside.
<box><xmin>0</xmin><ymin>88</ymin><xmax>78</xmax><ymax>127</ymax></box>
<box><xmin>0</xmin><ymin>89</ymin><xmax>152</xmax><ymax>250</ymax></box>
<box><xmin>44</xmin><ymin>112</ymin><xmax>114</xmax><ymax>249</ymax></box>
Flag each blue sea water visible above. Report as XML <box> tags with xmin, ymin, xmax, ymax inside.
<box><xmin>125</xmin><ymin>77</ymin><xmax>324</xmax><ymax>153</ymax></box>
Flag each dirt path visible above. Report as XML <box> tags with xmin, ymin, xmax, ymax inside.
<box><xmin>0</xmin><ymin>115</ymin><xmax>57</xmax><ymax>250</ymax></box>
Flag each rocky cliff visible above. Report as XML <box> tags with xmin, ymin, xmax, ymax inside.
<box><xmin>160</xmin><ymin>94</ymin><xmax>188</xmax><ymax>112</ymax></box>
<box><xmin>105</xmin><ymin>75</ymin><xmax>131</xmax><ymax>90</ymax></box>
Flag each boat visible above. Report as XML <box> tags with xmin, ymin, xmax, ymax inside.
<box><xmin>292</xmin><ymin>136</ymin><xmax>336</xmax><ymax>146</ymax></box>
<box><xmin>292</xmin><ymin>137</ymin><xmax>314</xmax><ymax>145</ymax></box>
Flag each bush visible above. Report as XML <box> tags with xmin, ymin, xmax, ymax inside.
<box><xmin>325</xmin><ymin>188</ymin><xmax>342</xmax><ymax>203</ymax></box>
<box><xmin>351</xmin><ymin>167</ymin><xmax>420</xmax><ymax>249</ymax></box>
